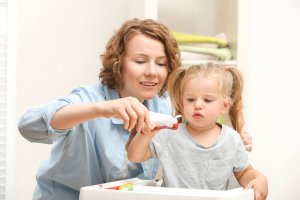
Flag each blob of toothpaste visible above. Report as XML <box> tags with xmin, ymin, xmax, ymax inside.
<box><xmin>149</xmin><ymin>112</ymin><xmax>181</xmax><ymax>130</ymax></box>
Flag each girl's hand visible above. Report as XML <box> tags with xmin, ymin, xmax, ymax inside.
<box><xmin>240</xmin><ymin>127</ymin><xmax>252</xmax><ymax>152</ymax></box>
<box><xmin>99</xmin><ymin>97</ymin><xmax>150</xmax><ymax>133</ymax></box>
<box><xmin>125</xmin><ymin>122</ymin><xmax>160</xmax><ymax>151</ymax></box>
<box><xmin>245</xmin><ymin>175</ymin><xmax>268</xmax><ymax>200</ymax></box>
<box><xmin>140</xmin><ymin>122</ymin><xmax>160</xmax><ymax>136</ymax></box>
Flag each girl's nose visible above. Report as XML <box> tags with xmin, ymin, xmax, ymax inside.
<box><xmin>195</xmin><ymin>99</ymin><xmax>203</xmax><ymax>109</ymax></box>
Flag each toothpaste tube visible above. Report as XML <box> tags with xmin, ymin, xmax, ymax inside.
<box><xmin>111</xmin><ymin>112</ymin><xmax>180</xmax><ymax>130</ymax></box>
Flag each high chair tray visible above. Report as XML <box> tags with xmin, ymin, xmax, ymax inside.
<box><xmin>79</xmin><ymin>178</ymin><xmax>254</xmax><ymax>200</ymax></box>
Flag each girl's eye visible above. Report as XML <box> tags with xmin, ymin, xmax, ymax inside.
<box><xmin>204</xmin><ymin>99</ymin><xmax>213</xmax><ymax>103</ymax></box>
<box><xmin>187</xmin><ymin>98</ymin><xmax>195</xmax><ymax>102</ymax></box>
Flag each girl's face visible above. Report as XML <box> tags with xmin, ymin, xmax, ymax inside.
<box><xmin>119</xmin><ymin>33</ymin><xmax>168</xmax><ymax>102</ymax></box>
<box><xmin>182</xmin><ymin>75</ymin><xmax>229</xmax><ymax>131</ymax></box>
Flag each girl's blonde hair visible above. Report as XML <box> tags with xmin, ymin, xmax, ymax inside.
<box><xmin>167</xmin><ymin>63</ymin><xmax>244</xmax><ymax>133</ymax></box>
<box><xmin>99</xmin><ymin>18</ymin><xmax>181</xmax><ymax>97</ymax></box>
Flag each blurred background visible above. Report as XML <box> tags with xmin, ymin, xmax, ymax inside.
<box><xmin>1</xmin><ymin>0</ymin><xmax>300</xmax><ymax>199</ymax></box>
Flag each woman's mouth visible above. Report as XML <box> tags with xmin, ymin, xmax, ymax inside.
<box><xmin>140</xmin><ymin>82</ymin><xmax>157</xmax><ymax>87</ymax></box>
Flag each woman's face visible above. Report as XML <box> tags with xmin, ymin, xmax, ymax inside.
<box><xmin>120</xmin><ymin>33</ymin><xmax>168</xmax><ymax>102</ymax></box>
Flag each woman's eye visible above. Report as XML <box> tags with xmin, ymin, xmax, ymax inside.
<box><xmin>157</xmin><ymin>63</ymin><xmax>166</xmax><ymax>67</ymax></box>
<box><xmin>135</xmin><ymin>60</ymin><xmax>145</xmax><ymax>64</ymax></box>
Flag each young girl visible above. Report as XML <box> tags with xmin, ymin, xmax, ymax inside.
<box><xmin>127</xmin><ymin>63</ymin><xmax>268</xmax><ymax>200</ymax></box>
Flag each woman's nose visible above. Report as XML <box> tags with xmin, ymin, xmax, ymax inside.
<box><xmin>145</xmin><ymin>61</ymin><xmax>157</xmax><ymax>76</ymax></box>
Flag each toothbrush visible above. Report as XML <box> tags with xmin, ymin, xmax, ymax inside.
<box><xmin>154</xmin><ymin>123</ymin><xmax>179</xmax><ymax>130</ymax></box>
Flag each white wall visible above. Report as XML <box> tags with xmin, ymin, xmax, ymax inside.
<box><xmin>16</xmin><ymin>0</ymin><xmax>130</xmax><ymax>199</ymax></box>
<box><xmin>14</xmin><ymin>0</ymin><xmax>300</xmax><ymax>199</ymax></box>
<box><xmin>248</xmin><ymin>0</ymin><xmax>300</xmax><ymax>199</ymax></box>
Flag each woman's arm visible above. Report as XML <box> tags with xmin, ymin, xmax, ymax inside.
<box><xmin>18</xmin><ymin>96</ymin><xmax>151</xmax><ymax>143</ymax></box>
<box><xmin>51</xmin><ymin>97</ymin><xmax>150</xmax><ymax>133</ymax></box>
<box><xmin>234</xmin><ymin>165</ymin><xmax>268</xmax><ymax>200</ymax></box>
<box><xmin>18</xmin><ymin>101</ymin><xmax>68</xmax><ymax>143</ymax></box>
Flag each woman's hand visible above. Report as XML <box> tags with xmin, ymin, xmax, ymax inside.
<box><xmin>99</xmin><ymin>97</ymin><xmax>150</xmax><ymax>133</ymax></box>
<box><xmin>240</xmin><ymin>127</ymin><xmax>252</xmax><ymax>152</ymax></box>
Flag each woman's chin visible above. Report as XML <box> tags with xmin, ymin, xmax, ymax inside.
<box><xmin>137</xmin><ymin>88</ymin><xmax>162</xmax><ymax>101</ymax></box>
<box><xmin>141</xmin><ymin>93</ymin><xmax>157</xmax><ymax>100</ymax></box>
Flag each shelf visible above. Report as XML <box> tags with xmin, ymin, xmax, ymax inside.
<box><xmin>182</xmin><ymin>59</ymin><xmax>237</xmax><ymax>67</ymax></box>
<box><xmin>128</xmin><ymin>0</ymin><xmax>240</xmax><ymax>67</ymax></box>
<box><xmin>157</xmin><ymin>0</ymin><xmax>238</xmax><ymax>60</ymax></box>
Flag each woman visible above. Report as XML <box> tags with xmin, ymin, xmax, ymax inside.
<box><xmin>18</xmin><ymin>18</ymin><xmax>251</xmax><ymax>200</ymax></box>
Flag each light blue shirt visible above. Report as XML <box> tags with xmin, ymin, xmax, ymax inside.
<box><xmin>18</xmin><ymin>82</ymin><xmax>172</xmax><ymax>200</ymax></box>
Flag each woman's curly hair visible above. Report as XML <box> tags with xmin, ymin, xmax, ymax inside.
<box><xmin>99</xmin><ymin>18</ymin><xmax>181</xmax><ymax>97</ymax></box>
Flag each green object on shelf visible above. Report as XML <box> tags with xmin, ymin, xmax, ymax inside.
<box><xmin>179</xmin><ymin>45</ymin><xmax>232</xmax><ymax>60</ymax></box>
<box><xmin>172</xmin><ymin>31</ymin><xmax>228</xmax><ymax>48</ymax></box>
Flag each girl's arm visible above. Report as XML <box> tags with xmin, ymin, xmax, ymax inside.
<box><xmin>127</xmin><ymin>124</ymin><xmax>158</xmax><ymax>162</ymax></box>
<box><xmin>234</xmin><ymin>165</ymin><xmax>268</xmax><ymax>200</ymax></box>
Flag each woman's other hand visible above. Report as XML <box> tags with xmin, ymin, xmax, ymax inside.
<box><xmin>240</xmin><ymin>127</ymin><xmax>252</xmax><ymax>152</ymax></box>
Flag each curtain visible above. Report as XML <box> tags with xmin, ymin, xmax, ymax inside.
<box><xmin>0</xmin><ymin>0</ymin><xmax>8</xmax><ymax>199</ymax></box>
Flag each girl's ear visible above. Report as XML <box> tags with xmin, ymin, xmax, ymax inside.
<box><xmin>222</xmin><ymin>99</ymin><xmax>231</xmax><ymax>113</ymax></box>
